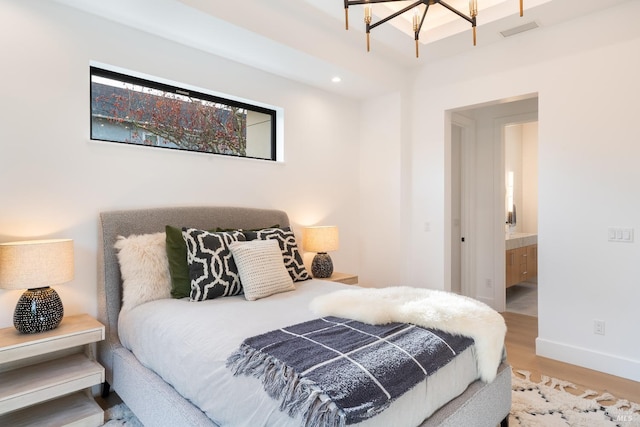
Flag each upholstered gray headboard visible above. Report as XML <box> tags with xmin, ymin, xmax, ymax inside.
<box><xmin>97</xmin><ymin>206</ymin><xmax>290</xmax><ymax>384</ymax></box>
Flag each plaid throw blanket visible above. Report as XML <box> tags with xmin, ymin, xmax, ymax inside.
<box><xmin>226</xmin><ymin>316</ymin><xmax>474</xmax><ymax>427</ymax></box>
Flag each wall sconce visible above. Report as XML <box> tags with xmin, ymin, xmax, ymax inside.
<box><xmin>506</xmin><ymin>171</ymin><xmax>516</xmax><ymax>226</ymax></box>
<box><xmin>302</xmin><ymin>226</ymin><xmax>339</xmax><ymax>279</ymax></box>
<box><xmin>0</xmin><ymin>239</ymin><xmax>74</xmax><ymax>334</ymax></box>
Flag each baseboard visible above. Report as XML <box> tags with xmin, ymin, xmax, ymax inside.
<box><xmin>536</xmin><ymin>337</ymin><xmax>640</xmax><ymax>382</ymax></box>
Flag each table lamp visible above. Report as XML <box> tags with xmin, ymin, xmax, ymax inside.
<box><xmin>302</xmin><ymin>226</ymin><xmax>339</xmax><ymax>279</ymax></box>
<box><xmin>0</xmin><ymin>239</ymin><xmax>74</xmax><ymax>334</ymax></box>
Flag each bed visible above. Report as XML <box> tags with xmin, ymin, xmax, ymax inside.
<box><xmin>97</xmin><ymin>206</ymin><xmax>511</xmax><ymax>427</ymax></box>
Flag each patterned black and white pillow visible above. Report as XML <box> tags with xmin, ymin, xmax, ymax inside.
<box><xmin>243</xmin><ymin>228</ymin><xmax>311</xmax><ymax>282</ymax></box>
<box><xmin>182</xmin><ymin>228</ymin><xmax>246</xmax><ymax>301</ymax></box>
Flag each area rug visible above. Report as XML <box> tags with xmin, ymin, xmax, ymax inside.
<box><xmin>511</xmin><ymin>370</ymin><xmax>640</xmax><ymax>426</ymax></box>
<box><xmin>102</xmin><ymin>403</ymin><xmax>143</xmax><ymax>427</ymax></box>
<box><xmin>102</xmin><ymin>370</ymin><xmax>640</xmax><ymax>426</ymax></box>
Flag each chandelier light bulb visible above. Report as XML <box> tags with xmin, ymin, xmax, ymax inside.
<box><xmin>469</xmin><ymin>0</ymin><xmax>478</xmax><ymax>18</ymax></box>
<box><xmin>364</xmin><ymin>4</ymin><xmax>372</xmax><ymax>52</ymax></box>
<box><xmin>364</xmin><ymin>4</ymin><xmax>372</xmax><ymax>25</ymax></box>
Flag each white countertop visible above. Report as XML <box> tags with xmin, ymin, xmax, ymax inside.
<box><xmin>506</xmin><ymin>232</ymin><xmax>537</xmax><ymax>250</ymax></box>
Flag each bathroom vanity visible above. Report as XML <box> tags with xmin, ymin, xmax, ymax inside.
<box><xmin>506</xmin><ymin>233</ymin><xmax>537</xmax><ymax>288</ymax></box>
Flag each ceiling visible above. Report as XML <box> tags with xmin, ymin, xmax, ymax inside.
<box><xmin>52</xmin><ymin>0</ymin><xmax>629</xmax><ymax>99</ymax></box>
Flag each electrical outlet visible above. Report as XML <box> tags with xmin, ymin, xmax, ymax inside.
<box><xmin>485</xmin><ymin>279</ymin><xmax>492</xmax><ymax>288</ymax></box>
<box><xmin>594</xmin><ymin>320</ymin><xmax>605</xmax><ymax>335</ymax></box>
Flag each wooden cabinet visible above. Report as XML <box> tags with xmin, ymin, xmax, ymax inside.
<box><xmin>0</xmin><ymin>314</ymin><xmax>105</xmax><ymax>426</ymax></box>
<box><xmin>506</xmin><ymin>248</ymin><xmax>523</xmax><ymax>287</ymax></box>
<box><xmin>506</xmin><ymin>244</ymin><xmax>537</xmax><ymax>288</ymax></box>
<box><xmin>526</xmin><ymin>244</ymin><xmax>537</xmax><ymax>279</ymax></box>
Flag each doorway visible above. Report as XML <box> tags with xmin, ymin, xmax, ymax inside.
<box><xmin>504</xmin><ymin>121</ymin><xmax>539</xmax><ymax>317</ymax></box>
<box><xmin>449</xmin><ymin>95</ymin><xmax>538</xmax><ymax>313</ymax></box>
<box><xmin>450</xmin><ymin>115</ymin><xmax>476</xmax><ymax>299</ymax></box>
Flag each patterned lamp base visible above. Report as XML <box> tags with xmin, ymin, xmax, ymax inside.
<box><xmin>311</xmin><ymin>252</ymin><xmax>334</xmax><ymax>279</ymax></box>
<box><xmin>13</xmin><ymin>287</ymin><xmax>64</xmax><ymax>334</ymax></box>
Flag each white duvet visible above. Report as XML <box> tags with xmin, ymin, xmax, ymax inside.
<box><xmin>118</xmin><ymin>280</ymin><xmax>479</xmax><ymax>427</ymax></box>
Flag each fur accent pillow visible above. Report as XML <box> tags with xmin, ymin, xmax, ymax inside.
<box><xmin>229</xmin><ymin>240</ymin><xmax>295</xmax><ymax>301</ymax></box>
<box><xmin>114</xmin><ymin>232</ymin><xmax>171</xmax><ymax>312</ymax></box>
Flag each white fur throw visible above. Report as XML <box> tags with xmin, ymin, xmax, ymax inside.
<box><xmin>309</xmin><ymin>286</ymin><xmax>506</xmax><ymax>383</ymax></box>
<box><xmin>114</xmin><ymin>232</ymin><xmax>171</xmax><ymax>312</ymax></box>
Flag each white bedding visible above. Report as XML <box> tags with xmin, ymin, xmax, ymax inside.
<box><xmin>118</xmin><ymin>280</ymin><xmax>479</xmax><ymax>427</ymax></box>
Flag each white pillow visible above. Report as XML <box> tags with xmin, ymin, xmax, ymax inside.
<box><xmin>229</xmin><ymin>239</ymin><xmax>295</xmax><ymax>301</ymax></box>
<box><xmin>114</xmin><ymin>232</ymin><xmax>171</xmax><ymax>311</ymax></box>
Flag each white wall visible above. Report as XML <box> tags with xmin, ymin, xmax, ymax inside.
<box><xmin>0</xmin><ymin>1</ymin><xmax>361</xmax><ymax>328</ymax></box>
<box><xmin>358</xmin><ymin>92</ymin><xmax>404</xmax><ymax>287</ymax></box>
<box><xmin>521</xmin><ymin>122</ymin><xmax>538</xmax><ymax>234</ymax></box>
<box><xmin>505</xmin><ymin>122</ymin><xmax>538</xmax><ymax>234</ymax></box>
<box><xmin>407</xmin><ymin>1</ymin><xmax>640</xmax><ymax>381</ymax></box>
<box><xmin>505</xmin><ymin>124</ymin><xmax>524</xmax><ymax>233</ymax></box>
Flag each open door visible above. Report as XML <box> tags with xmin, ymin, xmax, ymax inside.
<box><xmin>451</xmin><ymin>114</ymin><xmax>476</xmax><ymax>299</ymax></box>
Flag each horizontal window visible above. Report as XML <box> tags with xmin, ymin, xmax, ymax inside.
<box><xmin>90</xmin><ymin>67</ymin><xmax>277</xmax><ymax>161</ymax></box>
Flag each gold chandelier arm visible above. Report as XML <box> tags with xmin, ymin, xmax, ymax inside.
<box><xmin>438</xmin><ymin>1</ymin><xmax>475</xmax><ymax>25</ymax></box>
<box><xmin>368</xmin><ymin>0</ymin><xmax>423</xmax><ymax>31</ymax></box>
<box><xmin>365</xmin><ymin>4</ymin><xmax>372</xmax><ymax>51</ymax></box>
<box><xmin>415</xmin><ymin>4</ymin><xmax>429</xmax><ymax>34</ymax></box>
<box><xmin>439</xmin><ymin>0</ymin><xmax>476</xmax><ymax>47</ymax></box>
<box><xmin>413</xmin><ymin>5</ymin><xmax>428</xmax><ymax>59</ymax></box>
<box><xmin>344</xmin><ymin>0</ymin><xmax>350</xmax><ymax>29</ymax></box>
<box><xmin>520</xmin><ymin>0</ymin><xmax>524</xmax><ymax>17</ymax></box>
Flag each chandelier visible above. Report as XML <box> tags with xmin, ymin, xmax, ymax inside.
<box><xmin>343</xmin><ymin>0</ymin><xmax>525</xmax><ymax>58</ymax></box>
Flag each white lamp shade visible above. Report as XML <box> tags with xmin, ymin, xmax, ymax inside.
<box><xmin>0</xmin><ymin>239</ymin><xmax>74</xmax><ymax>290</ymax></box>
<box><xmin>302</xmin><ymin>226</ymin><xmax>339</xmax><ymax>253</ymax></box>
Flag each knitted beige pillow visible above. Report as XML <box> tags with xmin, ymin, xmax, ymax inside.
<box><xmin>229</xmin><ymin>239</ymin><xmax>295</xmax><ymax>301</ymax></box>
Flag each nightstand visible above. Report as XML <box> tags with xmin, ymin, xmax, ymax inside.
<box><xmin>325</xmin><ymin>272</ymin><xmax>359</xmax><ymax>285</ymax></box>
<box><xmin>0</xmin><ymin>314</ymin><xmax>105</xmax><ymax>426</ymax></box>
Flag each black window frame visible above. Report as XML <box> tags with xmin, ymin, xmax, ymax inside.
<box><xmin>90</xmin><ymin>66</ymin><xmax>277</xmax><ymax>161</ymax></box>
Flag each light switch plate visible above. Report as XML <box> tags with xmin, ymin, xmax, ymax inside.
<box><xmin>608</xmin><ymin>227</ymin><xmax>634</xmax><ymax>243</ymax></box>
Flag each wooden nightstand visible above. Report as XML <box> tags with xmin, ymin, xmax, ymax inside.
<box><xmin>325</xmin><ymin>272</ymin><xmax>359</xmax><ymax>285</ymax></box>
<box><xmin>0</xmin><ymin>314</ymin><xmax>105</xmax><ymax>426</ymax></box>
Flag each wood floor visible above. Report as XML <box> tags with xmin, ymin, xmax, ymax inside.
<box><xmin>502</xmin><ymin>311</ymin><xmax>640</xmax><ymax>403</ymax></box>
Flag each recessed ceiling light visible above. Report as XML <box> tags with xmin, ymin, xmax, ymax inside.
<box><xmin>331</xmin><ymin>76</ymin><xmax>342</xmax><ymax>83</ymax></box>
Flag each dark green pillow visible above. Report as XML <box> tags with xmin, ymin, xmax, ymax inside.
<box><xmin>166</xmin><ymin>224</ymin><xmax>280</xmax><ymax>299</ymax></box>
<box><xmin>215</xmin><ymin>224</ymin><xmax>279</xmax><ymax>233</ymax></box>
<box><xmin>165</xmin><ymin>225</ymin><xmax>214</xmax><ymax>299</ymax></box>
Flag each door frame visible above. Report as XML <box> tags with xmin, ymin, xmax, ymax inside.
<box><xmin>493</xmin><ymin>112</ymin><xmax>538</xmax><ymax>312</ymax></box>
